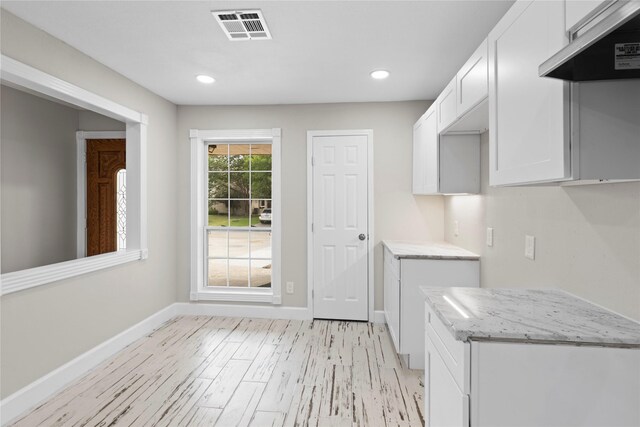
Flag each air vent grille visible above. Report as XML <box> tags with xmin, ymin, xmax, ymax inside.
<box><xmin>212</xmin><ymin>10</ymin><xmax>272</xmax><ymax>41</ymax></box>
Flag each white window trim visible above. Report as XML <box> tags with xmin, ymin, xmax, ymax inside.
<box><xmin>0</xmin><ymin>55</ymin><xmax>148</xmax><ymax>296</ymax></box>
<box><xmin>76</xmin><ymin>131</ymin><xmax>127</xmax><ymax>258</ymax></box>
<box><xmin>189</xmin><ymin>128</ymin><xmax>282</xmax><ymax>304</ymax></box>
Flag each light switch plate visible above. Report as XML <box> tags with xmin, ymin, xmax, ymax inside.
<box><xmin>454</xmin><ymin>220</ymin><xmax>460</xmax><ymax>237</ymax></box>
<box><xmin>286</xmin><ymin>281</ymin><xmax>294</xmax><ymax>294</ymax></box>
<box><xmin>486</xmin><ymin>227</ymin><xmax>494</xmax><ymax>247</ymax></box>
<box><xmin>525</xmin><ymin>235</ymin><xmax>535</xmax><ymax>260</ymax></box>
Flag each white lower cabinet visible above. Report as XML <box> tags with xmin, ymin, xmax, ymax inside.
<box><xmin>424</xmin><ymin>303</ymin><xmax>640</xmax><ymax>427</ymax></box>
<box><xmin>383</xmin><ymin>247</ymin><xmax>479</xmax><ymax>369</ymax></box>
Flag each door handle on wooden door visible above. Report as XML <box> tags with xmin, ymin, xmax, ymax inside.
<box><xmin>358</xmin><ymin>234</ymin><xmax>366</xmax><ymax>241</ymax></box>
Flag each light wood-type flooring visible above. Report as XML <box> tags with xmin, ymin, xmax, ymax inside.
<box><xmin>10</xmin><ymin>316</ymin><xmax>424</xmax><ymax>427</ymax></box>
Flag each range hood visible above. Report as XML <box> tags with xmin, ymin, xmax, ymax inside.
<box><xmin>540</xmin><ymin>1</ymin><xmax>640</xmax><ymax>81</ymax></box>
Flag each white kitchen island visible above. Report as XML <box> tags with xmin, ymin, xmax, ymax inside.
<box><xmin>422</xmin><ymin>287</ymin><xmax>640</xmax><ymax>427</ymax></box>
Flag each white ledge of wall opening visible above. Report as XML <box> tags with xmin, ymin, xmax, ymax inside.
<box><xmin>0</xmin><ymin>55</ymin><xmax>148</xmax><ymax>296</ymax></box>
<box><xmin>189</xmin><ymin>128</ymin><xmax>282</xmax><ymax>304</ymax></box>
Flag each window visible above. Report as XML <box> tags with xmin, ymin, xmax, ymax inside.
<box><xmin>116</xmin><ymin>168</ymin><xmax>127</xmax><ymax>251</ymax></box>
<box><xmin>207</xmin><ymin>144</ymin><xmax>272</xmax><ymax>288</ymax></box>
<box><xmin>190</xmin><ymin>129</ymin><xmax>281</xmax><ymax>303</ymax></box>
<box><xmin>1</xmin><ymin>56</ymin><xmax>147</xmax><ymax>295</ymax></box>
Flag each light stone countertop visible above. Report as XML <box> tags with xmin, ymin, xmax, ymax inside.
<box><xmin>421</xmin><ymin>287</ymin><xmax>640</xmax><ymax>348</ymax></box>
<box><xmin>382</xmin><ymin>240</ymin><xmax>480</xmax><ymax>260</ymax></box>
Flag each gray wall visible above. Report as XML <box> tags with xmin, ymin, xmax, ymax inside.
<box><xmin>1</xmin><ymin>11</ymin><xmax>178</xmax><ymax>398</ymax></box>
<box><xmin>1</xmin><ymin>85</ymin><xmax>79</xmax><ymax>273</ymax></box>
<box><xmin>444</xmin><ymin>132</ymin><xmax>640</xmax><ymax>320</ymax></box>
<box><xmin>78</xmin><ymin>110</ymin><xmax>126</xmax><ymax>131</ymax></box>
<box><xmin>177</xmin><ymin>102</ymin><xmax>443</xmax><ymax>309</ymax></box>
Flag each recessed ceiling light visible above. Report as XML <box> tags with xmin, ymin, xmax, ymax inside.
<box><xmin>370</xmin><ymin>70</ymin><xmax>390</xmax><ymax>80</ymax></box>
<box><xmin>196</xmin><ymin>75</ymin><xmax>215</xmax><ymax>84</ymax></box>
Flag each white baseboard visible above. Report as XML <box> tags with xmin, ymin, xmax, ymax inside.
<box><xmin>373</xmin><ymin>310</ymin><xmax>386</xmax><ymax>324</ymax></box>
<box><xmin>174</xmin><ymin>302</ymin><xmax>311</xmax><ymax>320</ymax></box>
<box><xmin>0</xmin><ymin>304</ymin><xmax>178</xmax><ymax>426</ymax></box>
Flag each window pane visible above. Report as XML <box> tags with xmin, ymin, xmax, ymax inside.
<box><xmin>208</xmin><ymin>172</ymin><xmax>229</xmax><ymax>199</ymax></box>
<box><xmin>251</xmin><ymin>172</ymin><xmax>272</xmax><ymax>199</ymax></box>
<box><xmin>208</xmin><ymin>230</ymin><xmax>227</xmax><ymax>258</ymax></box>
<box><xmin>250</xmin><ymin>231</ymin><xmax>272</xmax><ymax>259</ymax></box>
<box><xmin>229</xmin><ymin>231</ymin><xmax>249</xmax><ymax>258</ymax></box>
<box><xmin>228</xmin><ymin>259</ymin><xmax>249</xmax><ymax>287</ymax></box>
<box><xmin>229</xmin><ymin>144</ymin><xmax>251</xmax><ymax>171</ymax></box>
<box><xmin>251</xmin><ymin>260</ymin><xmax>271</xmax><ymax>288</ymax></box>
<box><xmin>208</xmin><ymin>200</ymin><xmax>229</xmax><ymax>226</ymax></box>
<box><xmin>208</xmin><ymin>259</ymin><xmax>228</xmax><ymax>286</ymax></box>
<box><xmin>229</xmin><ymin>172</ymin><xmax>250</xmax><ymax>199</ymax></box>
<box><xmin>251</xmin><ymin>144</ymin><xmax>272</xmax><ymax>171</ymax></box>
<box><xmin>228</xmin><ymin>200</ymin><xmax>253</xmax><ymax>227</ymax></box>
<box><xmin>208</xmin><ymin>144</ymin><xmax>228</xmax><ymax>171</ymax></box>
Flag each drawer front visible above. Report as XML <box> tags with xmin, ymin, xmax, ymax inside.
<box><xmin>425</xmin><ymin>302</ymin><xmax>470</xmax><ymax>393</ymax></box>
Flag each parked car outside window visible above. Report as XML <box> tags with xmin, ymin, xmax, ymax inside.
<box><xmin>259</xmin><ymin>208</ymin><xmax>272</xmax><ymax>224</ymax></box>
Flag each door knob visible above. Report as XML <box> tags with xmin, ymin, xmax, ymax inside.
<box><xmin>359</xmin><ymin>233</ymin><xmax>366</xmax><ymax>241</ymax></box>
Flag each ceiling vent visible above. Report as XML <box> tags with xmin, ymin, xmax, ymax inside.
<box><xmin>212</xmin><ymin>10</ymin><xmax>272</xmax><ymax>41</ymax></box>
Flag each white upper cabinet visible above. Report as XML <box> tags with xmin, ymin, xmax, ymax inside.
<box><xmin>565</xmin><ymin>0</ymin><xmax>612</xmax><ymax>32</ymax></box>
<box><xmin>488</xmin><ymin>0</ymin><xmax>571</xmax><ymax>186</ymax></box>
<box><xmin>457</xmin><ymin>39</ymin><xmax>488</xmax><ymax>118</ymax></box>
<box><xmin>413</xmin><ymin>106</ymin><xmax>439</xmax><ymax>195</ymax></box>
<box><xmin>436</xmin><ymin>77</ymin><xmax>458</xmax><ymax>132</ymax></box>
<box><xmin>413</xmin><ymin>105</ymin><xmax>480</xmax><ymax>195</ymax></box>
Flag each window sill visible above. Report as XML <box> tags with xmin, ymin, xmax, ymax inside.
<box><xmin>191</xmin><ymin>288</ymin><xmax>280</xmax><ymax>304</ymax></box>
<box><xmin>1</xmin><ymin>249</ymin><xmax>146</xmax><ymax>296</ymax></box>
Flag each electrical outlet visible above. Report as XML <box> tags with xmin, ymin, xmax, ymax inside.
<box><xmin>525</xmin><ymin>235</ymin><xmax>535</xmax><ymax>260</ymax></box>
<box><xmin>286</xmin><ymin>281</ymin><xmax>294</xmax><ymax>294</ymax></box>
<box><xmin>486</xmin><ymin>227</ymin><xmax>494</xmax><ymax>247</ymax></box>
<box><xmin>454</xmin><ymin>220</ymin><xmax>460</xmax><ymax>237</ymax></box>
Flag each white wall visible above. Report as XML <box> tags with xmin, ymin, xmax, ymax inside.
<box><xmin>0</xmin><ymin>11</ymin><xmax>178</xmax><ymax>398</ymax></box>
<box><xmin>1</xmin><ymin>85</ymin><xmax>79</xmax><ymax>273</ymax></box>
<box><xmin>177</xmin><ymin>102</ymin><xmax>444</xmax><ymax>309</ymax></box>
<box><xmin>444</xmin><ymin>132</ymin><xmax>640</xmax><ymax>320</ymax></box>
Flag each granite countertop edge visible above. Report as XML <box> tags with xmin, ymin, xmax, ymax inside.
<box><xmin>382</xmin><ymin>240</ymin><xmax>480</xmax><ymax>261</ymax></box>
<box><xmin>422</xmin><ymin>287</ymin><xmax>640</xmax><ymax>348</ymax></box>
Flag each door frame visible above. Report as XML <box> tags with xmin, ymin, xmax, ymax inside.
<box><xmin>306</xmin><ymin>129</ymin><xmax>374</xmax><ymax>321</ymax></box>
<box><xmin>76</xmin><ymin>131</ymin><xmax>127</xmax><ymax>258</ymax></box>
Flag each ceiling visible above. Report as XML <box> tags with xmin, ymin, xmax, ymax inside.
<box><xmin>1</xmin><ymin>1</ymin><xmax>513</xmax><ymax>106</ymax></box>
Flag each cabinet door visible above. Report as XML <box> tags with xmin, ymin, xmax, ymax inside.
<box><xmin>413</xmin><ymin>106</ymin><xmax>439</xmax><ymax>195</ymax></box>
<box><xmin>425</xmin><ymin>334</ymin><xmax>470</xmax><ymax>427</ymax></box>
<box><xmin>383</xmin><ymin>248</ymin><xmax>400</xmax><ymax>352</ymax></box>
<box><xmin>412</xmin><ymin>116</ymin><xmax>426</xmax><ymax>194</ymax></box>
<box><xmin>437</xmin><ymin>77</ymin><xmax>458</xmax><ymax>132</ymax></box>
<box><xmin>457</xmin><ymin>39</ymin><xmax>488</xmax><ymax>118</ymax></box>
<box><xmin>488</xmin><ymin>0</ymin><xmax>571</xmax><ymax>186</ymax></box>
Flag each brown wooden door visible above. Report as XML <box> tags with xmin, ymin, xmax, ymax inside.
<box><xmin>86</xmin><ymin>139</ymin><xmax>126</xmax><ymax>256</ymax></box>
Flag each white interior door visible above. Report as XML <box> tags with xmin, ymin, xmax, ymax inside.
<box><xmin>311</xmin><ymin>133</ymin><xmax>369</xmax><ymax>321</ymax></box>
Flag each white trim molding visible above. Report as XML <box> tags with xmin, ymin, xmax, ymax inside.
<box><xmin>189</xmin><ymin>128</ymin><xmax>282</xmax><ymax>304</ymax></box>
<box><xmin>306</xmin><ymin>129</ymin><xmax>375</xmax><ymax>321</ymax></box>
<box><xmin>0</xmin><ymin>56</ymin><xmax>148</xmax><ymax>295</ymax></box>
<box><xmin>175</xmin><ymin>302</ymin><xmax>310</xmax><ymax>320</ymax></box>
